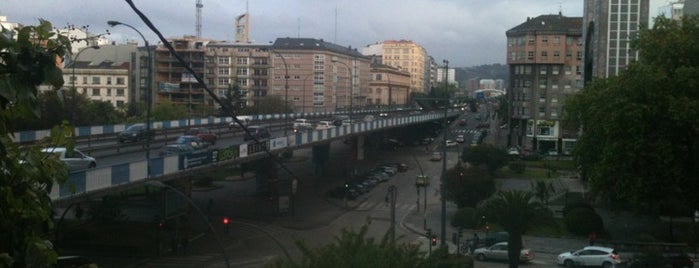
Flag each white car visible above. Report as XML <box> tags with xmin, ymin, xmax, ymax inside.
<box><xmin>455</xmin><ymin>135</ymin><xmax>465</xmax><ymax>143</ymax></box>
<box><xmin>508</xmin><ymin>147</ymin><xmax>520</xmax><ymax>156</ymax></box>
<box><xmin>473</xmin><ymin>242</ymin><xmax>534</xmax><ymax>263</ymax></box>
<box><xmin>41</xmin><ymin>147</ymin><xmax>96</xmax><ymax>171</ymax></box>
<box><xmin>445</xmin><ymin>140</ymin><xmax>457</xmax><ymax>147</ymax></box>
<box><xmin>557</xmin><ymin>246</ymin><xmax>623</xmax><ymax>268</ymax></box>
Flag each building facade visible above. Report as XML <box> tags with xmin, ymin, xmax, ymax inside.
<box><xmin>583</xmin><ymin>0</ymin><xmax>650</xmax><ymax>79</ymax></box>
<box><xmin>379</xmin><ymin>40</ymin><xmax>428</xmax><ymax>95</ymax></box>
<box><xmin>269</xmin><ymin>38</ymin><xmax>371</xmax><ymax>113</ymax></box>
<box><xmin>64</xmin><ymin>60</ymin><xmax>130</xmax><ymax>109</ymax></box>
<box><xmin>506</xmin><ymin>14</ymin><xmax>584</xmax><ymax>153</ymax></box>
<box><xmin>368</xmin><ymin>63</ymin><xmax>411</xmax><ymax>107</ymax></box>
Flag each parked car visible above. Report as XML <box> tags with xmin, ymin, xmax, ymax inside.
<box><xmin>445</xmin><ymin>140</ymin><xmax>457</xmax><ymax>147</ymax></box>
<box><xmin>174</xmin><ymin>135</ymin><xmax>207</xmax><ymax>150</ymax></box>
<box><xmin>184</xmin><ymin>127</ymin><xmax>218</xmax><ymax>145</ymax></box>
<box><xmin>473</xmin><ymin>242</ymin><xmax>535</xmax><ymax>263</ymax></box>
<box><xmin>118</xmin><ymin>124</ymin><xmax>154</xmax><ymax>143</ymax></box>
<box><xmin>159</xmin><ymin>143</ymin><xmax>195</xmax><ymax>156</ymax></box>
<box><xmin>455</xmin><ymin>134</ymin><xmax>465</xmax><ymax>143</ymax></box>
<box><xmin>557</xmin><ymin>246</ymin><xmax>624</xmax><ymax>268</ymax></box>
<box><xmin>508</xmin><ymin>147</ymin><xmax>520</xmax><ymax>156</ymax></box>
<box><xmin>41</xmin><ymin>147</ymin><xmax>96</xmax><ymax>171</ymax></box>
<box><xmin>430</xmin><ymin>152</ymin><xmax>442</xmax><ymax>161</ymax></box>
<box><xmin>243</xmin><ymin>125</ymin><xmax>272</xmax><ymax>141</ymax></box>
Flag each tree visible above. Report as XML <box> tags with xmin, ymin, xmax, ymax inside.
<box><xmin>443</xmin><ymin>165</ymin><xmax>496</xmax><ymax>208</ymax></box>
<box><xmin>0</xmin><ymin>20</ymin><xmax>73</xmax><ymax>267</ymax></box>
<box><xmin>251</xmin><ymin>95</ymin><xmax>290</xmax><ymax>114</ymax></box>
<box><xmin>477</xmin><ymin>190</ymin><xmax>554</xmax><ymax>268</ymax></box>
<box><xmin>562</xmin><ymin>16</ymin><xmax>699</xmax><ymax>215</ymax></box>
<box><xmin>460</xmin><ymin>144</ymin><xmax>509</xmax><ymax>173</ymax></box>
<box><xmin>151</xmin><ymin>98</ymin><xmax>188</xmax><ymax>121</ymax></box>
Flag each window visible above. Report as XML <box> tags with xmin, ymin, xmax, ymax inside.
<box><xmin>218</xmin><ymin>56</ymin><xmax>230</xmax><ymax>65</ymax></box>
<box><xmin>528</xmin><ymin>37</ymin><xmax>535</xmax><ymax>44</ymax></box>
<box><xmin>553</xmin><ymin>36</ymin><xmax>560</xmax><ymax>44</ymax></box>
<box><xmin>91</xmin><ymin>88</ymin><xmax>100</xmax><ymax>96</ymax></box>
<box><xmin>527</xmin><ymin>51</ymin><xmax>534</xmax><ymax>60</ymax></box>
<box><xmin>541</xmin><ymin>51</ymin><xmax>548</xmax><ymax>57</ymax></box>
<box><xmin>236</xmin><ymin>68</ymin><xmax>248</xmax><ymax>76</ymax></box>
<box><xmin>576</xmin><ymin>52</ymin><xmax>582</xmax><ymax>60</ymax></box>
<box><xmin>542</xmin><ymin>36</ymin><xmax>548</xmax><ymax>44</ymax></box>
<box><xmin>218</xmin><ymin>78</ymin><xmax>229</xmax><ymax>85</ymax></box>
<box><xmin>82</xmin><ymin>76</ymin><xmax>87</xmax><ymax>85</ymax></box>
<box><xmin>116</xmin><ymin>89</ymin><xmax>124</xmax><ymax>96</ymax></box>
<box><xmin>566</xmin><ymin>37</ymin><xmax>573</xmax><ymax>45</ymax></box>
<box><xmin>566</xmin><ymin>51</ymin><xmax>573</xmax><ymax>59</ymax></box>
<box><xmin>565</xmin><ymin>66</ymin><xmax>572</xmax><ymax>75</ymax></box>
<box><xmin>116</xmin><ymin>100</ymin><xmax>124</xmax><ymax>107</ymax></box>
<box><xmin>218</xmin><ymin>68</ymin><xmax>230</xmax><ymax>75</ymax></box>
<box><xmin>552</xmin><ymin>66</ymin><xmax>560</xmax><ymax>75</ymax></box>
<box><xmin>553</xmin><ymin>51</ymin><xmax>560</xmax><ymax>57</ymax></box>
<box><xmin>106</xmin><ymin>89</ymin><xmax>111</xmax><ymax>96</ymax></box>
<box><xmin>539</xmin><ymin>66</ymin><xmax>547</xmax><ymax>75</ymax></box>
<box><xmin>116</xmin><ymin>77</ymin><xmax>125</xmax><ymax>85</ymax></box>
<box><xmin>91</xmin><ymin>77</ymin><xmax>100</xmax><ymax>85</ymax></box>
<box><xmin>236</xmin><ymin>57</ymin><xmax>248</xmax><ymax>65</ymax></box>
<box><xmin>106</xmin><ymin>77</ymin><xmax>112</xmax><ymax>85</ymax></box>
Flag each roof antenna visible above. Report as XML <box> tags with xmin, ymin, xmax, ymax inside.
<box><xmin>558</xmin><ymin>2</ymin><xmax>563</xmax><ymax>16</ymax></box>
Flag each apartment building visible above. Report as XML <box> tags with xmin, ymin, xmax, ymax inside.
<box><xmin>205</xmin><ymin>42</ymin><xmax>271</xmax><ymax>111</ymax></box>
<box><xmin>64</xmin><ymin>60</ymin><xmax>130</xmax><ymax>109</ymax></box>
<box><xmin>269</xmin><ymin>38</ymin><xmax>370</xmax><ymax>113</ymax></box>
<box><xmin>583</xmin><ymin>0</ymin><xmax>650</xmax><ymax>79</ymax></box>
<box><xmin>368</xmin><ymin>63</ymin><xmax>411</xmax><ymax>107</ymax></box>
<box><xmin>506</xmin><ymin>14</ymin><xmax>584</xmax><ymax>153</ymax></box>
<box><xmin>154</xmin><ymin>36</ymin><xmax>210</xmax><ymax>116</ymax></box>
<box><xmin>364</xmin><ymin>40</ymin><xmax>428</xmax><ymax>95</ymax></box>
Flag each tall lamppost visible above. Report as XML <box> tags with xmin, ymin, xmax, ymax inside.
<box><xmin>108</xmin><ymin>20</ymin><xmax>152</xmax><ymax>177</ymax></box>
<box><xmin>269</xmin><ymin>47</ymin><xmax>290</xmax><ymax>135</ymax></box>
<box><xmin>332</xmin><ymin>58</ymin><xmax>354</xmax><ymax>122</ymax></box>
<box><xmin>440</xmin><ymin>59</ymin><xmax>449</xmax><ymax>247</ymax></box>
<box><xmin>146</xmin><ymin>181</ymin><xmax>231</xmax><ymax>268</ymax></box>
<box><xmin>71</xmin><ymin>45</ymin><xmax>100</xmax><ymax>91</ymax></box>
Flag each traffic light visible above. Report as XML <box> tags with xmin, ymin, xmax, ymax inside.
<box><xmin>223</xmin><ymin>216</ymin><xmax>230</xmax><ymax>234</ymax></box>
<box><xmin>431</xmin><ymin>235</ymin><xmax>437</xmax><ymax>246</ymax></box>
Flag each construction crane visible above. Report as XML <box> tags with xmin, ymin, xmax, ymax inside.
<box><xmin>195</xmin><ymin>0</ymin><xmax>203</xmax><ymax>39</ymax></box>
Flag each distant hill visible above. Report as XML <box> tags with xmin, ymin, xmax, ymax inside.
<box><xmin>454</xmin><ymin>64</ymin><xmax>508</xmax><ymax>89</ymax></box>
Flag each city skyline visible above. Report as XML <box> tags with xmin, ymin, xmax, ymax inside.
<box><xmin>3</xmin><ymin>0</ymin><xmax>665</xmax><ymax>67</ymax></box>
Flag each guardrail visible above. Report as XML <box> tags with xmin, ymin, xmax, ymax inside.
<box><xmin>50</xmin><ymin>111</ymin><xmax>460</xmax><ymax>202</ymax></box>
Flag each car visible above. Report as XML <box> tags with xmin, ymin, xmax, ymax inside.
<box><xmin>378</xmin><ymin>112</ymin><xmax>389</xmax><ymax>118</ymax></box>
<box><xmin>229</xmin><ymin>116</ymin><xmax>252</xmax><ymax>129</ymax></box>
<box><xmin>508</xmin><ymin>147</ymin><xmax>520</xmax><ymax>156</ymax></box>
<box><xmin>430</xmin><ymin>152</ymin><xmax>442</xmax><ymax>161</ymax></box>
<box><xmin>293</xmin><ymin>125</ymin><xmax>314</xmax><ymax>134</ymax></box>
<box><xmin>293</xmin><ymin>118</ymin><xmax>313</xmax><ymax>128</ymax></box>
<box><xmin>455</xmin><ymin>134</ymin><xmax>465</xmax><ymax>143</ymax></box>
<box><xmin>316</xmin><ymin>120</ymin><xmax>334</xmax><ymax>130</ymax></box>
<box><xmin>173</xmin><ymin>135</ymin><xmax>207</xmax><ymax>150</ymax></box>
<box><xmin>118</xmin><ymin>124</ymin><xmax>154</xmax><ymax>143</ymax></box>
<box><xmin>473</xmin><ymin>242</ymin><xmax>535</xmax><ymax>263</ymax></box>
<box><xmin>243</xmin><ymin>125</ymin><xmax>272</xmax><ymax>141</ymax></box>
<box><xmin>184</xmin><ymin>127</ymin><xmax>218</xmax><ymax>145</ymax></box>
<box><xmin>362</xmin><ymin>115</ymin><xmax>375</xmax><ymax>122</ymax></box>
<box><xmin>159</xmin><ymin>143</ymin><xmax>195</xmax><ymax>156</ymax></box>
<box><xmin>41</xmin><ymin>147</ymin><xmax>96</xmax><ymax>171</ymax></box>
<box><xmin>557</xmin><ymin>246</ymin><xmax>624</xmax><ymax>268</ymax></box>
<box><xmin>445</xmin><ymin>140</ymin><xmax>457</xmax><ymax>147</ymax></box>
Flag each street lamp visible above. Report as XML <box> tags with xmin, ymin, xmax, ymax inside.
<box><xmin>145</xmin><ymin>181</ymin><xmax>231</xmax><ymax>268</ymax></box>
<box><xmin>108</xmin><ymin>20</ymin><xmax>153</xmax><ymax>178</ymax></box>
<box><xmin>440</xmin><ymin>59</ymin><xmax>449</xmax><ymax>247</ymax></box>
<box><xmin>331</xmin><ymin>58</ymin><xmax>354</xmax><ymax>122</ymax></box>
<box><xmin>269</xmin><ymin>47</ymin><xmax>290</xmax><ymax>135</ymax></box>
<box><xmin>71</xmin><ymin>45</ymin><xmax>100</xmax><ymax>91</ymax></box>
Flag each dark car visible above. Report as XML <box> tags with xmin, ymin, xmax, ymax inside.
<box><xmin>243</xmin><ymin>125</ymin><xmax>271</xmax><ymax>141</ymax></box>
<box><xmin>118</xmin><ymin>124</ymin><xmax>154</xmax><ymax>143</ymax></box>
<box><xmin>184</xmin><ymin>127</ymin><xmax>217</xmax><ymax>145</ymax></box>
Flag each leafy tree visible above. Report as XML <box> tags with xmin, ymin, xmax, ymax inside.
<box><xmin>250</xmin><ymin>95</ymin><xmax>290</xmax><ymax>114</ymax></box>
<box><xmin>562</xmin><ymin>15</ymin><xmax>699</xmax><ymax>215</ymax></box>
<box><xmin>268</xmin><ymin>223</ymin><xmax>428</xmax><ymax>268</ymax></box>
<box><xmin>460</xmin><ymin>144</ymin><xmax>509</xmax><ymax>173</ymax></box>
<box><xmin>477</xmin><ymin>190</ymin><xmax>554</xmax><ymax>268</ymax></box>
<box><xmin>151</xmin><ymin>98</ymin><xmax>188</xmax><ymax>121</ymax></box>
<box><xmin>0</xmin><ymin>19</ymin><xmax>73</xmax><ymax>267</ymax></box>
<box><xmin>443</xmin><ymin>165</ymin><xmax>496</xmax><ymax>208</ymax></box>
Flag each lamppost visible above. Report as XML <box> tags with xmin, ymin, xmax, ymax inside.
<box><xmin>440</xmin><ymin>59</ymin><xmax>449</xmax><ymax>247</ymax></box>
<box><xmin>269</xmin><ymin>47</ymin><xmax>290</xmax><ymax>135</ymax></box>
<box><xmin>71</xmin><ymin>45</ymin><xmax>100</xmax><ymax>91</ymax></box>
<box><xmin>331</xmin><ymin>58</ymin><xmax>354</xmax><ymax>122</ymax></box>
<box><xmin>108</xmin><ymin>20</ymin><xmax>152</xmax><ymax>177</ymax></box>
<box><xmin>385</xmin><ymin>185</ymin><xmax>398</xmax><ymax>243</ymax></box>
<box><xmin>145</xmin><ymin>181</ymin><xmax>231</xmax><ymax>268</ymax></box>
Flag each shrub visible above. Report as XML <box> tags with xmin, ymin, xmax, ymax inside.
<box><xmin>564</xmin><ymin>207</ymin><xmax>604</xmax><ymax>236</ymax></box>
<box><xmin>508</xmin><ymin>161</ymin><xmax>526</xmax><ymax>174</ymax></box>
<box><xmin>451</xmin><ymin>207</ymin><xmax>478</xmax><ymax>229</ymax></box>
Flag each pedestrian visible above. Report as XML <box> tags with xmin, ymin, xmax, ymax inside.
<box><xmin>468</xmin><ymin>239</ymin><xmax>475</xmax><ymax>255</ymax></box>
<box><xmin>589</xmin><ymin>231</ymin><xmax>597</xmax><ymax>246</ymax></box>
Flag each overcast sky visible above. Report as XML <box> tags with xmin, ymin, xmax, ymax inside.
<box><xmin>2</xmin><ymin>0</ymin><xmax>665</xmax><ymax>67</ymax></box>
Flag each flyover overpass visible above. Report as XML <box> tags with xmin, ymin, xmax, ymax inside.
<box><xmin>40</xmin><ymin>110</ymin><xmax>460</xmax><ymax>203</ymax></box>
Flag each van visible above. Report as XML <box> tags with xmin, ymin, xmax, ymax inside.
<box><xmin>229</xmin><ymin>116</ymin><xmax>253</xmax><ymax>129</ymax></box>
<box><xmin>243</xmin><ymin>125</ymin><xmax>271</xmax><ymax>141</ymax></box>
<box><xmin>316</xmin><ymin>120</ymin><xmax>334</xmax><ymax>130</ymax></box>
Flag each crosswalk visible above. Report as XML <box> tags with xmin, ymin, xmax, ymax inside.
<box><xmin>452</xmin><ymin>129</ymin><xmax>481</xmax><ymax>134</ymax></box>
<box><xmin>352</xmin><ymin>201</ymin><xmax>417</xmax><ymax>212</ymax></box>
